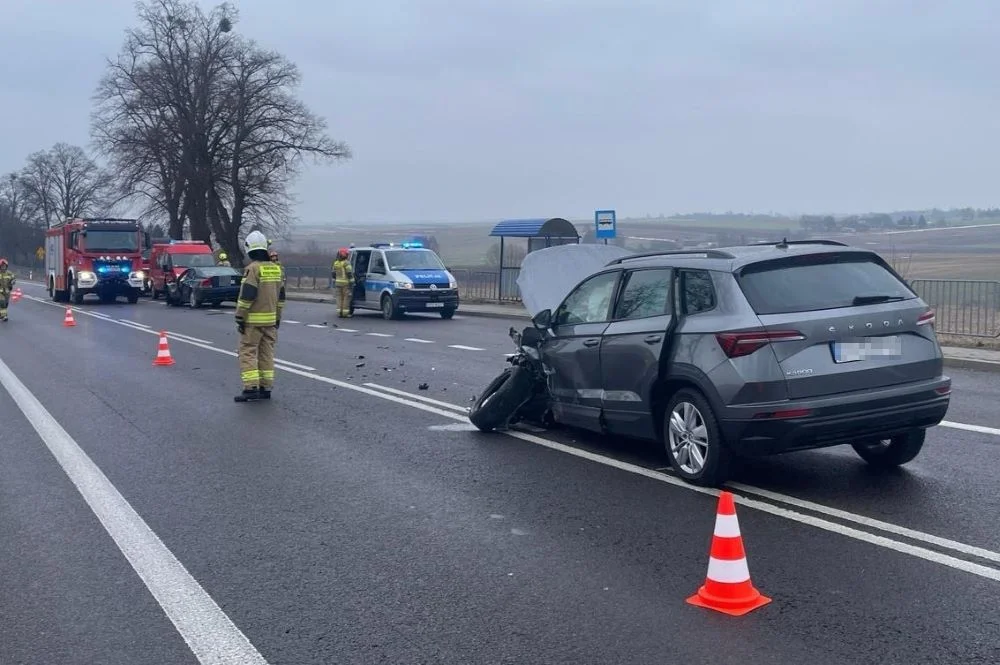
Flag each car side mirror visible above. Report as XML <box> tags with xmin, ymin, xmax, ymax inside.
<box><xmin>532</xmin><ymin>308</ymin><xmax>552</xmax><ymax>329</ymax></box>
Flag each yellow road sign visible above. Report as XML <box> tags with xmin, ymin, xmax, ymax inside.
<box><xmin>35</xmin><ymin>247</ymin><xmax>45</xmax><ymax>260</ymax></box>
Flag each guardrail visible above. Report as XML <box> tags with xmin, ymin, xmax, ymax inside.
<box><xmin>909</xmin><ymin>279</ymin><xmax>1000</xmax><ymax>337</ymax></box>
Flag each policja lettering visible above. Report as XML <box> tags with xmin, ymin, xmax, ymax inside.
<box><xmin>234</xmin><ymin>231</ymin><xmax>286</xmax><ymax>402</ymax></box>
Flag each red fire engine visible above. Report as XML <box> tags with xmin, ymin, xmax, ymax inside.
<box><xmin>45</xmin><ymin>217</ymin><xmax>146</xmax><ymax>304</ymax></box>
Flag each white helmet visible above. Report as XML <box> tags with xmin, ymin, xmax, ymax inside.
<box><xmin>244</xmin><ymin>230</ymin><xmax>268</xmax><ymax>253</ymax></box>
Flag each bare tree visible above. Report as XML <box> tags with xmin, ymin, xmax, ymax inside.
<box><xmin>92</xmin><ymin>0</ymin><xmax>350</xmax><ymax>266</ymax></box>
<box><xmin>14</xmin><ymin>144</ymin><xmax>113</xmax><ymax>228</ymax></box>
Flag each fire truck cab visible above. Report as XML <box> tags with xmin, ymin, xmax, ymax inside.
<box><xmin>45</xmin><ymin>218</ymin><xmax>146</xmax><ymax>305</ymax></box>
<box><xmin>148</xmin><ymin>240</ymin><xmax>216</xmax><ymax>300</ymax></box>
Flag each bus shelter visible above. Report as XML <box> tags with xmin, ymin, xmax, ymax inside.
<box><xmin>488</xmin><ymin>217</ymin><xmax>580</xmax><ymax>301</ymax></box>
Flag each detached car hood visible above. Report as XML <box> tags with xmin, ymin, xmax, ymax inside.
<box><xmin>516</xmin><ymin>244</ymin><xmax>633</xmax><ymax>317</ymax></box>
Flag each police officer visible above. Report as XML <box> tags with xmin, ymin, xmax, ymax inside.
<box><xmin>234</xmin><ymin>231</ymin><xmax>285</xmax><ymax>402</ymax></box>
<box><xmin>217</xmin><ymin>251</ymin><xmax>231</xmax><ymax>267</ymax></box>
<box><xmin>332</xmin><ymin>247</ymin><xmax>354</xmax><ymax>318</ymax></box>
<box><xmin>0</xmin><ymin>259</ymin><xmax>15</xmax><ymax>322</ymax></box>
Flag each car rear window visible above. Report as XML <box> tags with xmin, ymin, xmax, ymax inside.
<box><xmin>737</xmin><ymin>254</ymin><xmax>916</xmax><ymax>315</ymax></box>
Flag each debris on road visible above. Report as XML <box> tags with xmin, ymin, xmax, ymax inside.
<box><xmin>418</xmin><ymin>383</ymin><xmax>429</xmax><ymax>390</ymax></box>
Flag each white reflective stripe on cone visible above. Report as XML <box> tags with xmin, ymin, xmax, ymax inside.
<box><xmin>706</xmin><ymin>557</ymin><xmax>751</xmax><ymax>584</ymax></box>
<box><xmin>713</xmin><ymin>514</ymin><xmax>741</xmax><ymax>538</ymax></box>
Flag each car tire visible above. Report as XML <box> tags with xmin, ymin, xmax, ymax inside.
<box><xmin>440</xmin><ymin>308</ymin><xmax>456</xmax><ymax>319</ymax></box>
<box><xmin>127</xmin><ymin>291</ymin><xmax>139</xmax><ymax>304</ymax></box>
<box><xmin>70</xmin><ymin>281</ymin><xmax>84</xmax><ymax>305</ymax></box>
<box><xmin>189</xmin><ymin>290</ymin><xmax>201</xmax><ymax>309</ymax></box>
<box><xmin>469</xmin><ymin>366</ymin><xmax>535</xmax><ymax>432</ymax></box>
<box><xmin>851</xmin><ymin>429</ymin><xmax>926</xmax><ymax>469</ymax></box>
<box><xmin>663</xmin><ymin>388</ymin><xmax>731</xmax><ymax>487</ymax></box>
<box><xmin>381</xmin><ymin>295</ymin><xmax>397</xmax><ymax>320</ymax></box>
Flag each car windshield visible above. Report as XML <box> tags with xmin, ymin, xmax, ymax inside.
<box><xmin>386</xmin><ymin>250</ymin><xmax>445</xmax><ymax>271</ymax></box>
<box><xmin>737</xmin><ymin>254</ymin><xmax>916</xmax><ymax>315</ymax></box>
<box><xmin>177</xmin><ymin>254</ymin><xmax>216</xmax><ymax>267</ymax></box>
<box><xmin>84</xmin><ymin>230</ymin><xmax>140</xmax><ymax>252</ymax></box>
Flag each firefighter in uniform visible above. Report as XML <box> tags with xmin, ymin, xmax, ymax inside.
<box><xmin>217</xmin><ymin>252</ymin><xmax>231</xmax><ymax>267</ymax></box>
<box><xmin>332</xmin><ymin>247</ymin><xmax>354</xmax><ymax>318</ymax></box>
<box><xmin>0</xmin><ymin>259</ymin><xmax>15</xmax><ymax>322</ymax></box>
<box><xmin>234</xmin><ymin>231</ymin><xmax>286</xmax><ymax>402</ymax></box>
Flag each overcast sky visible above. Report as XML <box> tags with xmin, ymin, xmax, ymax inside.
<box><xmin>2</xmin><ymin>0</ymin><xmax>998</xmax><ymax>224</ymax></box>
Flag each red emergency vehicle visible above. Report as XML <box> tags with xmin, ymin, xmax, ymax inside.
<box><xmin>45</xmin><ymin>217</ymin><xmax>145</xmax><ymax>304</ymax></box>
<box><xmin>148</xmin><ymin>240</ymin><xmax>216</xmax><ymax>300</ymax></box>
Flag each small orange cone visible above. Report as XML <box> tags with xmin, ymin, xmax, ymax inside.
<box><xmin>152</xmin><ymin>331</ymin><xmax>175</xmax><ymax>366</ymax></box>
<box><xmin>12</xmin><ymin>288</ymin><xmax>21</xmax><ymax>302</ymax></box>
<box><xmin>63</xmin><ymin>308</ymin><xmax>76</xmax><ymax>327</ymax></box>
<box><xmin>687</xmin><ymin>491</ymin><xmax>771</xmax><ymax>616</ymax></box>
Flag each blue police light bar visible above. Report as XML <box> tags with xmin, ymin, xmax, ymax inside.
<box><xmin>401</xmin><ymin>241</ymin><xmax>424</xmax><ymax>249</ymax></box>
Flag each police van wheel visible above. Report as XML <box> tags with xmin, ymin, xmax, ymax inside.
<box><xmin>440</xmin><ymin>308</ymin><xmax>455</xmax><ymax>320</ymax></box>
<box><xmin>381</xmin><ymin>295</ymin><xmax>397</xmax><ymax>320</ymax></box>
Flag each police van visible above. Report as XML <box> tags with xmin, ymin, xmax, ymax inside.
<box><xmin>348</xmin><ymin>242</ymin><xmax>460</xmax><ymax>319</ymax></box>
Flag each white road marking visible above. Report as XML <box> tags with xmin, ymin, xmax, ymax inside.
<box><xmin>429</xmin><ymin>423</ymin><xmax>480</xmax><ymax>432</ymax></box>
<box><xmin>306</xmin><ymin>324</ymin><xmax>326</xmax><ymax>329</ymax></box>
<box><xmin>167</xmin><ymin>332</ymin><xmax>213</xmax><ymax>345</ymax></box>
<box><xmin>0</xmin><ymin>356</ymin><xmax>270</xmax><ymax>664</ymax></box>
<box><xmin>366</xmin><ymin>332</ymin><xmax>393</xmax><ymax>338</ymax></box>
<box><xmin>19</xmin><ymin>293</ymin><xmax>1000</xmax><ymax>581</ymax></box>
<box><xmin>274</xmin><ymin>359</ymin><xmax>317</xmax><ymax>372</ymax></box>
<box><xmin>335</xmin><ymin>328</ymin><xmax>359</xmax><ymax>333</ymax></box>
<box><xmin>449</xmin><ymin>345</ymin><xmax>485</xmax><ymax>351</ymax></box>
<box><xmin>283</xmin><ymin>320</ymin><xmax>301</xmax><ymax>324</ymax></box>
<box><xmin>119</xmin><ymin>319</ymin><xmax>151</xmax><ymax>328</ymax></box>
<box><xmin>940</xmin><ymin>420</ymin><xmax>1000</xmax><ymax>437</ymax></box>
<box><xmin>364</xmin><ymin>383</ymin><xmax>469</xmax><ymax>412</ymax></box>
<box><xmin>405</xmin><ymin>338</ymin><xmax>434</xmax><ymax>344</ymax></box>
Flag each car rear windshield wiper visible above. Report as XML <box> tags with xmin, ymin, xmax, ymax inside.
<box><xmin>852</xmin><ymin>294</ymin><xmax>905</xmax><ymax>305</ymax></box>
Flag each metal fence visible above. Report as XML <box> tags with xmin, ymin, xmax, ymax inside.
<box><xmin>909</xmin><ymin>279</ymin><xmax>1000</xmax><ymax>337</ymax></box>
<box><xmin>283</xmin><ymin>265</ymin><xmax>524</xmax><ymax>303</ymax></box>
<box><xmin>280</xmin><ymin>270</ymin><xmax>994</xmax><ymax>337</ymax></box>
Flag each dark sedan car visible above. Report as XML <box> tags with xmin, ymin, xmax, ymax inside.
<box><xmin>166</xmin><ymin>266</ymin><xmax>242</xmax><ymax>308</ymax></box>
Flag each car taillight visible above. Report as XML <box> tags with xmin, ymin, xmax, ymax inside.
<box><xmin>200</xmin><ymin>279</ymin><xmax>213</xmax><ymax>287</ymax></box>
<box><xmin>917</xmin><ymin>309</ymin><xmax>935</xmax><ymax>327</ymax></box>
<box><xmin>715</xmin><ymin>330</ymin><xmax>806</xmax><ymax>358</ymax></box>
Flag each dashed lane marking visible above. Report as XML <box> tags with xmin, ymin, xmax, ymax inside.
<box><xmin>17</xmin><ymin>292</ymin><xmax>1000</xmax><ymax>582</ymax></box>
<box><xmin>166</xmin><ymin>331</ymin><xmax>213</xmax><ymax>345</ymax></box>
<box><xmin>0</xmin><ymin>357</ymin><xmax>271</xmax><ymax>664</ymax></box>
<box><xmin>306</xmin><ymin>324</ymin><xmax>326</xmax><ymax>329</ymax></box>
<box><xmin>449</xmin><ymin>344</ymin><xmax>485</xmax><ymax>351</ymax></box>
<box><xmin>283</xmin><ymin>320</ymin><xmax>301</xmax><ymax>324</ymax></box>
<box><xmin>119</xmin><ymin>319</ymin><xmax>151</xmax><ymax>328</ymax></box>
<box><xmin>335</xmin><ymin>328</ymin><xmax>359</xmax><ymax>333</ymax></box>
<box><xmin>405</xmin><ymin>338</ymin><xmax>434</xmax><ymax>344</ymax></box>
<box><xmin>366</xmin><ymin>332</ymin><xmax>393</xmax><ymax>338</ymax></box>
<box><xmin>273</xmin><ymin>359</ymin><xmax>317</xmax><ymax>372</ymax></box>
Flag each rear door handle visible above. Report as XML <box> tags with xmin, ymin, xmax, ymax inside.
<box><xmin>583</xmin><ymin>339</ymin><xmax>600</xmax><ymax>347</ymax></box>
<box><xmin>644</xmin><ymin>335</ymin><xmax>662</xmax><ymax>344</ymax></box>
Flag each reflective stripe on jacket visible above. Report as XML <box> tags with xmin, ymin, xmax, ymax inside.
<box><xmin>235</xmin><ymin>260</ymin><xmax>285</xmax><ymax>327</ymax></box>
<box><xmin>333</xmin><ymin>259</ymin><xmax>354</xmax><ymax>286</ymax></box>
<box><xmin>0</xmin><ymin>271</ymin><xmax>14</xmax><ymax>294</ymax></box>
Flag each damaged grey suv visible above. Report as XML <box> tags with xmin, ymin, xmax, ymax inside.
<box><xmin>470</xmin><ymin>239</ymin><xmax>952</xmax><ymax>487</ymax></box>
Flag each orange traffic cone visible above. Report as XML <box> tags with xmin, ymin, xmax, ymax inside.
<box><xmin>152</xmin><ymin>331</ymin><xmax>175</xmax><ymax>366</ymax></box>
<box><xmin>63</xmin><ymin>308</ymin><xmax>76</xmax><ymax>327</ymax></box>
<box><xmin>687</xmin><ymin>491</ymin><xmax>771</xmax><ymax>616</ymax></box>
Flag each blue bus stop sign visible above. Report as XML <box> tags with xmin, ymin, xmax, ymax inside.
<box><xmin>595</xmin><ymin>210</ymin><xmax>616</xmax><ymax>240</ymax></box>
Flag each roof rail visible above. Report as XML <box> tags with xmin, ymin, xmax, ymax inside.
<box><xmin>605</xmin><ymin>249</ymin><xmax>735</xmax><ymax>265</ymax></box>
<box><xmin>752</xmin><ymin>238</ymin><xmax>848</xmax><ymax>248</ymax></box>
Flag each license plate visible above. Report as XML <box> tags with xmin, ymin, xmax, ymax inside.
<box><xmin>831</xmin><ymin>336</ymin><xmax>902</xmax><ymax>363</ymax></box>
<box><xmin>426</xmin><ymin>302</ymin><xmax>444</xmax><ymax>308</ymax></box>
<box><xmin>231</xmin><ymin>278</ymin><xmax>237</xmax><ymax>285</ymax></box>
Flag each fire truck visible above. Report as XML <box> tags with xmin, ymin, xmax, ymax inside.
<box><xmin>45</xmin><ymin>217</ymin><xmax>146</xmax><ymax>304</ymax></box>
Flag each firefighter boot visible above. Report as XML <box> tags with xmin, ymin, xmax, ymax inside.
<box><xmin>259</xmin><ymin>388</ymin><xmax>271</xmax><ymax>400</ymax></box>
<box><xmin>234</xmin><ymin>387</ymin><xmax>260</xmax><ymax>402</ymax></box>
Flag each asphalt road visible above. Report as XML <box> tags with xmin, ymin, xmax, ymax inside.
<box><xmin>2</xmin><ymin>282</ymin><xmax>999</xmax><ymax>665</ymax></box>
